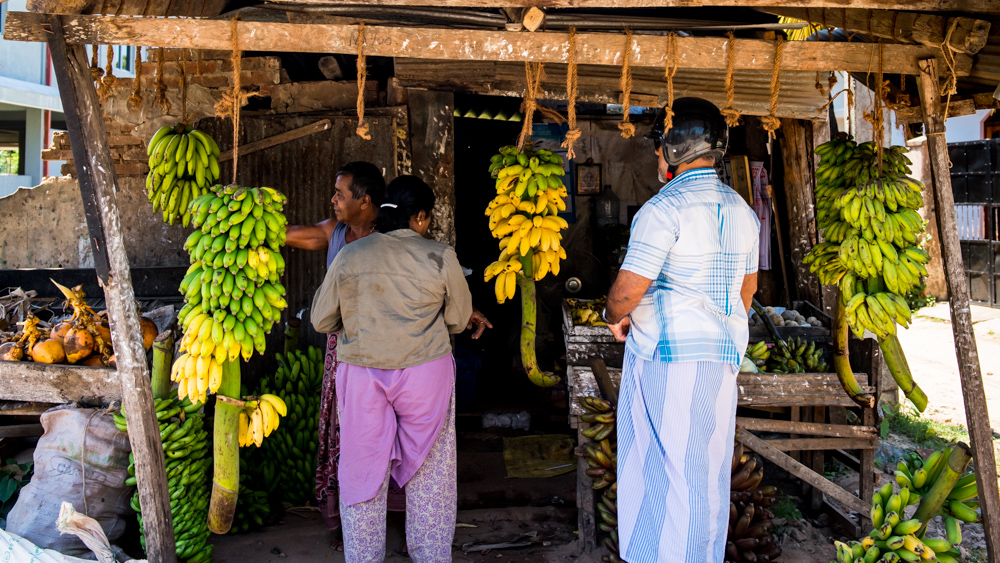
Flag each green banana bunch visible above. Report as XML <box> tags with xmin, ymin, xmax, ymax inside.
<box><xmin>173</xmin><ymin>184</ymin><xmax>289</xmax><ymax>406</ymax></box>
<box><xmin>895</xmin><ymin>450</ymin><xmax>981</xmax><ymax>524</ymax></box>
<box><xmin>146</xmin><ymin>125</ymin><xmax>222</xmax><ymax>226</ymax></box>
<box><xmin>725</xmin><ymin>440</ymin><xmax>781</xmax><ymax>563</ymax></box>
<box><xmin>761</xmin><ymin>336</ymin><xmax>828</xmax><ymax>373</ymax></box>
<box><xmin>228</xmin><ymin>456</ymin><xmax>272</xmax><ymax>534</ymax></box>
<box><xmin>118</xmin><ymin>397</ymin><xmax>213</xmax><ymax>563</ymax></box>
<box><xmin>249</xmin><ymin>345</ymin><xmax>325</xmax><ymax>506</ymax></box>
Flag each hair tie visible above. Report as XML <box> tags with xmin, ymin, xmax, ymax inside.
<box><xmin>381</xmin><ymin>203</ymin><xmax>398</xmax><ymax>208</ymax></box>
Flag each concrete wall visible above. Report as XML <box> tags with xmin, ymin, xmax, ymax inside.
<box><xmin>0</xmin><ymin>175</ymin><xmax>189</xmax><ymax>269</ymax></box>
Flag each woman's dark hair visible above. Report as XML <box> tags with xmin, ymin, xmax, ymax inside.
<box><xmin>336</xmin><ymin>161</ymin><xmax>386</xmax><ymax>207</ymax></box>
<box><xmin>376</xmin><ymin>175</ymin><xmax>436</xmax><ymax>233</ymax></box>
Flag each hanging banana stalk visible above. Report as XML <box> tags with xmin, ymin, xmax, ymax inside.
<box><xmin>485</xmin><ymin>145</ymin><xmax>569</xmax><ymax>388</ymax></box>
<box><xmin>878</xmin><ymin>334</ymin><xmax>928</xmax><ymax>413</ymax></box>
<box><xmin>151</xmin><ymin>333</ymin><xmax>174</xmax><ymax>400</ymax></box>
<box><xmin>834</xmin><ymin>289</ymin><xmax>875</xmax><ymax>408</ymax></box>
<box><xmin>208</xmin><ymin>360</ymin><xmax>241</xmax><ymax>533</ymax></box>
<box><xmin>912</xmin><ymin>443</ymin><xmax>973</xmax><ymax>535</ymax></box>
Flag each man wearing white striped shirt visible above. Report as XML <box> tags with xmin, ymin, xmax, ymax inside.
<box><xmin>602</xmin><ymin>98</ymin><xmax>760</xmax><ymax>562</ymax></box>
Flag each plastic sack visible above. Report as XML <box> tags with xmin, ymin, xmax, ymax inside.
<box><xmin>0</xmin><ymin>503</ymin><xmax>142</xmax><ymax>563</ymax></box>
<box><xmin>6</xmin><ymin>406</ymin><xmax>133</xmax><ymax>559</ymax></box>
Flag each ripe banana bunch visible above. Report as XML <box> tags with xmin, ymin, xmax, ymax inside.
<box><xmin>484</xmin><ymin>145</ymin><xmax>569</xmax><ymax>303</ymax></box>
<box><xmin>238</xmin><ymin>394</ymin><xmax>288</xmax><ymax>448</ymax></box>
<box><xmin>568</xmin><ymin>297</ymin><xmax>608</xmax><ymax>326</ymax></box>
<box><xmin>575</xmin><ymin>396</ymin><xmax>621</xmax><ymax>563</ymax></box>
<box><xmin>726</xmin><ymin>440</ymin><xmax>781</xmax><ymax>563</ymax></box>
<box><xmin>253</xmin><ymin>346</ymin><xmax>324</xmax><ymax>505</ymax></box>
<box><xmin>172</xmin><ymin>185</ymin><xmax>288</xmax><ymax>405</ymax></box>
<box><xmin>806</xmin><ymin>136</ymin><xmax>930</xmax><ymax>338</ymax></box>
<box><xmin>118</xmin><ymin>397</ymin><xmax>213</xmax><ymax>563</ymax></box>
<box><xmin>146</xmin><ymin>125</ymin><xmax>222</xmax><ymax>226</ymax></box>
<box><xmin>763</xmin><ymin>336</ymin><xmax>829</xmax><ymax>373</ymax></box>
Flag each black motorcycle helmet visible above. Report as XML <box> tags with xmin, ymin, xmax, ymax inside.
<box><xmin>644</xmin><ymin>97</ymin><xmax>729</xmax><ymax>166</ymax></box>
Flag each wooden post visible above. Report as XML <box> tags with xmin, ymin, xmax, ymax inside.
<box><xmin>46</xmin><ymin>17</ymin><xmax>176</xmax><ymax>563</ymax></box>
<box><xmin>780</xmin><ymin>118</ymin><xmax>821</xmax><ymax>306</ymax></box>
<box><xmin>916</xmin><ymin>57</ymin><xmax>1000</xmax><ymax>562</ymax></box>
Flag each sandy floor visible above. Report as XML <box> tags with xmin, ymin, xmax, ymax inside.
<box><xmin>895</xmin><ymin>302</ymin><xmax>1000</xmax><ymax>433</ymax></box>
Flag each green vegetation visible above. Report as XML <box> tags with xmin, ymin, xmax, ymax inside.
<box><xmin>0</xmin><ymin>458</ymin><xmax>33</xmax><ymax>525</ymax></box>
<box><xmin>880</xmin><ymin>402</ymin><xmax>969</xmax><ymax>449</ymax></box>
<box><xmin>0</xmin><ymin>150</ymin><xmax>19</xmax><ymax>175</ymax></box>
<box><xmin>770</xmin><ymin>494</ymin><xmax>803</xmax><ymax>522</ymax></box>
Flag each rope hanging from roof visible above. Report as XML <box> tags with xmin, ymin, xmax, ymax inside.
<box><xmin>128</xmin><ymin>47</ymin><xmax>144</xmax><ymax>111</ymax></box>
<box><xmin>662</xmin><ymin>33</ymin><xmax>678</xmax><ymax>135</ymax></box>
<box><xmin>90</xmin><ymin>46</ymin><xmax>104</xmax><ymax>83</ymax></box>
<box><xmin>154</xmin><ymin>47</ymin><xmax>171</xmax><ymax>113</ymax></box>
<box><xmin>97</xmin><ymin>45</ymin><xmax>116</xmax><ymax>100</ymax></box>
<box><xmin>618</xmin><ymin>28</ymin><xmax>635</xmax><ymax>139</ymax></box>
<box><xmin>355</xmin><ymin>22</ymin><xmax>371</xmax><ymax>140</ymax></box>
<box><xmin>214</xmin><ymin>16</ymin><xmax>259</xmax><ymax>183</ymax></box>
<box><xmin>560</xmin><ymin>28</ymin><xmax>581</xmax><ymax>160</ymax></box>
<box><xmin>517</xmin><ymin>61</ymin><xmax>544</xmax><ymax>151</ymax></box>
<box><xmin>177</xmin><ymin>48</ymin><xmax>189</xmax><ymax>125</ymax></box>
<box><xmin>761</xmin><ymin>35</ymin><xmax>784</xmax><ymax>140</ymax></box>
<box><xmin>721</xmin><ymin>32</ymin><xmax>741</xmax><ymax>127</ymax></box>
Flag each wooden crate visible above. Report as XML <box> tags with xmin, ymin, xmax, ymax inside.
<box><xmin>749</xmin><ymin>300</ymin><xmax>833</xmax><ymax>342</ymax></box>
<box><xmin>561</xmin><ymin>300</ymin><xmax>624</xmax><ymax>368</ymax></box>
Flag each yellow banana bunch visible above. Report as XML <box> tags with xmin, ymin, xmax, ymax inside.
<box><xmin>146</xmin><ymin>125</ymin><xmax>222</xmax><ymax>226</ymax></box>
<box><xmin>238</xmin><ymin>394</ymin><xmax>288</xmax><ymax>448</ymax></box>
<box><xmin>172</xmin><ymin>185</ymin><xmax>289</xmax><ymax>405</ymax></box>
<box><xmin>484</xmin><ymin>145</ymin><xmax>569</xmax><ymax>303</ymax></box>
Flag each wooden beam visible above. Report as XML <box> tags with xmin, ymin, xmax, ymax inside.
<box><xmin>588</xmin><ymin>357</ymin><xmax>619</xmax><ymax>407</ymax></box>
<box><xmin>0</xmin><ymin>362</ymin><xmax>121</xmax><ymax>404</ymax></box>
<box><xmin>260</xmin><ymin>0</ymin><xmax>998</xmax><ymax>13</ymax></box>
<box><xmin>0</xmin><ymin>424</ymin><xmax>44</xmax><ymax>438</ymax></box>
<box><xmin>894</xmin><ymin>99</ymin><xmax>976</xmax><ymax>126</ymax></box>
<box><xmin>916</xmin><ymin>57</ymin><xmax>1000</xmax><ymax>563</ymax></box>
<box><xmin>0</xmin><ymin>401</ymin><xmax>57</xmax><ymax>416</ymax></box>
<box><xmin>46</xmin><ymin>16</ymin><xmax>177</xmax><ymax>563</ymax></box>
<box><xmin>763</xmin><ymin>437</ymin><xmax>877</xmax><ymax>452</ymax></box>
<box><xmin>735</xmin><ymin>416</ymin><xmax>877</xmax><ymax>438</ymax></box>
<box><xmin>2</xmin><ymin>12</ymin><xmax>973</xmax><ymax>76</ymax></box>
<box><xmin>217</xmin><ymin>119</ymin><xmax>332</xmax><ymax>163</ymax></box>
<box><xmin>738</xmin><ymin>430</ymin><xmax>869</xmax><ymax>516</ymax></box>
<box><xmin>780</xmin><ymin>118</ymin><xmax>822</xmax><ymax>306</ymax></box>
<box><xmin>760</xmin><ymin>9</ymin><xmax>992</xmax><ymax>55</ymax></box>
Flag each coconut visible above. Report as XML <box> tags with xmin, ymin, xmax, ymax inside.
<box><xmin>63</xmin><ymin>326</ymin><xmax>96</xmax><ymax>364</ymax></box>
<box><xmin>51</xmin><ymin>322</ymin><xmax>73</xmax><ymax>342</ymax></box>
<box><xmin>0</xmin><ymin>342</ymin><xmax>24</xmax><ymax>361</ymax></box>
<box><xmin>107</xmin><ymin>354</ymin><xmax>117</xmax><ymax>368</ymax></box>
<box><xmin>31</xmin><ymin>339</ymin><xmax>66</xmax><ymax>364</ymax></box>
<box><xmin>139</xmin><ymin>317</ymin><xmax>159</xmax><ymax>350</ymax></box>
<box><xmin>95</xmin><ymin>324</ymin><xmax>112</xmax><ymax>344</ymax></box>
<box><xmin>81</xmin><ymin>355</ymin><xmax>105</xmax><ymax>367</ymax></box>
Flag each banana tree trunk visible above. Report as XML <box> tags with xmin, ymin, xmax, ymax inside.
<box><xmin>150</xmin><ymin>333</ymin><xmax>174</xmax><ymax>401</ymax></box>
<box><xmin>878</xmin><ymin>334</ymin><xmax>929</xmax><ymax>413</ymax></box>
<box><xmin>518</xmin><ymin>252</ymin><xmax>558</xmax><ymax>387</ymax></box>
<box><xmin>834</xmin><ymin>290</ymin><xmax>875</xmax><ymax>408</ymax></box>
<box><xmin>208</xmin><ymin>359</ymin><xmax>240</xmax><ymax>534</ymax></box>
<box><xmin>914</xmin><ymin>443</ymin><xmax>973</xmax><ymax>536</ymax></box>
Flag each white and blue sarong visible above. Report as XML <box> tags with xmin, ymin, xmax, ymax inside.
<box><xmin>617</xmin><ymin>350</ymin><xmax>739</xmax><ymax>563</ymax></box>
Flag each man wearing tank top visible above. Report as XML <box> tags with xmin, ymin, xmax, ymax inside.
<box><xmin>285</xmin><ymin>161</ymin><xmax>387</xmax><ymax>540</ymax></box>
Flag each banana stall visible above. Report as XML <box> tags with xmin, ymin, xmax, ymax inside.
<box><xmin>0</xmin><ymin>1</ymin><xmax>998</xmax><ymax>562</ymax></box>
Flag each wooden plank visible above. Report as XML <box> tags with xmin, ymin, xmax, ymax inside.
<box><xmin>811</xmin><ymin>406</ymin><xmax>826</xmax><ymax>510</ymax></box>
<box><xmin>46</xmin><ymin>16</ymin><xmax>176</xmax><ymax>563</ymax></box>
<box><xmin>0</xmin><ymin>423</ymin><xmax>44</xmax><ymax>438</ymax></box>
<box><xmin>576</xmin><ymin>424</ymin><xmax>597</xmax><ymax>553</ymax></box>
<box><xmin>760</xmin><ymin>10</ymin><xmax>992</xmax><ymax>55</ymax></box>
<box><xmin>738</xmin><ymin>430</ymin><xmax>869</xmax><ymax>516</ymax></box>
<box><xmin>860</xmin><ymin>404</ymin><xmax>875</xmax><ymax>527</ymax></box>
<box><xmin>0</xmin><ymin>401</ymin><xmax>58</xmax><ymax>416</ymax></box>
<box><xmin>894</xmin><ymin>98</ymin><xmax>976</xmax><ymax>126</ymax></box>
<box><xmin>2</xmin><ymin>13</ymin><xmax>972</xmax><ymax>76</ymax></box>
<box><xmin>764</xmin><ymin>437</ymin><xmax>877</xmax><ymax>451</ymax></box>
<box><xmin>407</xmin><ymin>89</ymin><xmax>456</xmax><ymax>246</ymax></box>
<box><xmin>0</xmin><ymin>361</ymin><xmax>121</xmax><ymax>404</ymax></box>
<box><xmin>257</xmin><ymin>0</ymin><xmax>999</xmax><ymax>13</ymax></box>
<box><xmin>916</xmin><ymin>57</ymin><xmax>1000</xmax><ymax>563</ymax></box>
<box><xmin>735</xmin><ymin>416</ymin><xmax>877</xmax><ymax>438</ymax></box>
<box><xmin>738</xmin><ymin>391</ymin><xmax>875</xmax><ymax>408</ymax></box>
<box><xmin>588</xmin><ymin>357</ymin><xmax>618</xmax><ymax>407</ymax></box>
<box><xmin>217</xmin><ymin>119</ymin><xmax>332</xmax><ymax>163</ymax></box>
<box><xmin>780</xmin><ymin>118</ymin><xmax>821</xmax><ymax>305</ymax></box>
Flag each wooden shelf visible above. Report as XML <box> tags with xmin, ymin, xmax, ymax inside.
<box><xmin>0</xmin><ymin>360</ymin><xmax>121</xmax><ymax>405</ymax></box>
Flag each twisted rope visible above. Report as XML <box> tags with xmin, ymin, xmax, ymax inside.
<box><xmin>153</xmin><ymin>47</ymin><xmax>170</xmax><ymax>113</ymax></box>
<box><xmin>177</xmin><ymin>48</ymin><xmax>188</xmax><ymax>125</ymax></box>
<box><xmin>618</xmin><ymin>28</ymin><xmax>635</xmax><ymax>138</ymax></box>
<box><xmin>561</xmin><ymin>28</ymin><xmax>581</xmax><ymax>159</ymax></box>
<box><xmin>214</xmin><ymin>16</ymin><xmax>258</xmax><ymax>182</ymax></box>
<box><xmin>97</xmin><ymin>45</ymin><xmax>116</xmax><ymax>100</ymax></box>
<box><xmin>90</xmin><ymin>46</ymin><xmax>104</xmax><ymax>83</ymax></box>
<box><xmin>517</xmin><ymin>61</ymin><xmax>544</xmax><ymax>151</ymax></box>
<box><xmin>936</xmin><ymin>19</ymin><xmax>961</xmax><ymax>126</ymax></box>
<box><xmin>355</xmin><ymin>22</ymin><xmax>371</xmax><ymax>140</ymax></box>
<box><xmin>662</xmin><ymin>33</ymin><xmax>678</xmax><ymax>134</ymax></box>
<box><xmin>128</xmin><ymin>47</ymin><xmax>144</xmax><ymax>111</ymax></box>
<box><xmin>721</xmin><ymin>31</ymin><xmax>741</xmax><ymax>127</ymax></box>
<box><xmin>761</xmin><ymin>35</ymin><xmax>784</xmax><ymax>139</ymax></box>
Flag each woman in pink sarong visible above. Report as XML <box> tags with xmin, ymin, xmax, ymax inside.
<box><xmin>311</xmin><ymin>176</ymin><xmax>486</xmax><ymax>562</ymax></box>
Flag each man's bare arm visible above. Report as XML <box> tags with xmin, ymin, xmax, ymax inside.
<box><xmin>606</xmin><ymin>270</ymin><xmax>654</xmax><ymax>324</ymax></box>
<box><xmin>285</xmin><ymin>218</ymin><xmax>337</xmax><ymax>251</ymax></box>
<box><xmin>740</xmin><ymin>272</ymin><xmax>758</xmax><ymax>315</ymax></box>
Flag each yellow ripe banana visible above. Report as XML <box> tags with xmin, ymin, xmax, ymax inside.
<box><xmin>239</xmin><ymin>411</ymin><xmax>250</xmax><ymax>447</ymax></box>
<box><xmin>529</xmin><ymin>227</ymin><xmax>542</xmax><ymax>248</ymax></box>
<box><xmin>251</xmin><ymin>407</ymin><xmax>264</xmax><ymax>447</ymax></box>
<box><xmin>209</xmin><ymin>359</ymin><xmax>223</xmax><ymax>393</ymax></box>
<box><xmin>495</xmin><ymin>274</ymin><xmax>506</xmax><ymax>303</ymax></box>
<box><xmin>520</xmin><ymin>236</ymin><xmax>531</xmax><ymax>257</ymax></box>
<box><xmin>540</xmin><ymin>228</ymin><xmax>552</xmax><ymax>252</ymax></box>
<box><xmin>505</xmin><ymin>271</ymin><xmax>517</xmax><ymax>300</ymax></box>
<box><xmin>519</xmin><ymin>219</ymin><xmax>534</xmax><ymax>237</ymax></box>
<box><xmin>196</xmin><ymin>367</ymin><xmax>208</xmax><ymax>394</ymax></box>
<box><xmin>260</xmin><ymin>393</ymin><xmax>288</xmax><ymax>416</ymax></box>
<box><xmin>258</xmin><ymin>402</ymin><xmax>274</xmax><ymax>437</ymax></box>
<box><xmin>535</xmin><ymin>190</ymin><xmax>548</xmax><ymax>212</ymax></box>
<box><xmin>535</xmin><ymin>258</ymin><xmax>550</xmax><ymax>280</ymax></box>
<box><xmin>507</xmin><ymin>230</ymin><xmax>524</xmax><ymax>254</ymax></box>
<box><xmin>518</xmin><ymin>201</ymin><xmax>535</xmax><ymax>213</ymax></box>
<box><xmin>177</xmin><ymin>374</ymin><xmax>189</xmax><ymax>401</ymax></box>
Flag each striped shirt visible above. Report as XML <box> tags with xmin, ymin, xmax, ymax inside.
<box><xmin>620</xmin><ymin>168</ymin><xmax>760</xmax><ymax>368</ymax></box>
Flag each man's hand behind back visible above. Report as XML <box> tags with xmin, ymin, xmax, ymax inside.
<box><xmin>608</xmin><ymin>316</ymin><xmax>631</xmax><ymax>342</ymax></box>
